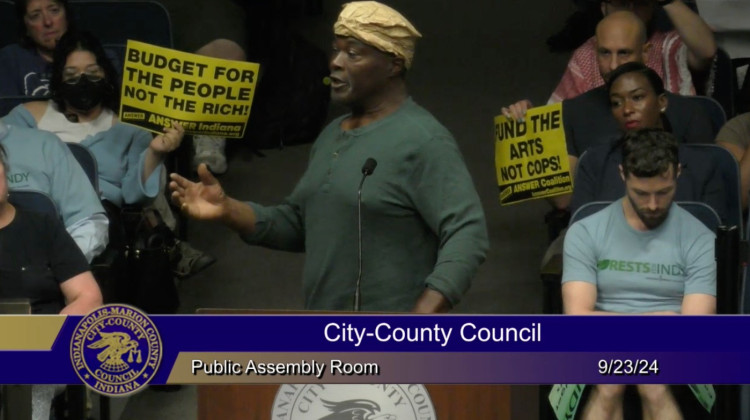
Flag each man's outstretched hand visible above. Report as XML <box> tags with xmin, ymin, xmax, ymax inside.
<box><xmin>170</xmin><ymin>163</ymin><xmax>228</xmax><ymax>221</ymax></box>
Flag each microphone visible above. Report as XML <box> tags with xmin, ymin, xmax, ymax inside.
<box><xmin>361</xmin><ymin>158</ymin><xmax>377</xmax><ymax>176</ymax></box>
<box><xmin>354</xmin><ymin>158</ymin><xmax>377</xmax><ymax>311</ymax></box>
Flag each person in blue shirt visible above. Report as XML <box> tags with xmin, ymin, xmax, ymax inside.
<box><xmin>563</xmin><ymin>129</ymin><xmax>715</xmax><ymax>419</ymax></box>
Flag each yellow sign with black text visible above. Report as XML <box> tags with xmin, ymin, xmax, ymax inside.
<box><xmin>494</xmin><ymin>103</ymin><xmax>573</xmax><ymax>205</ymax></box>
<box><xmin>119</xmin><ymin>40</ymin><xmax>259</xmax><ymax>138</ymax></box>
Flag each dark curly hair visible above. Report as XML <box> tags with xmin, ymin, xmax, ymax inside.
<box><xmin>49</xmin><ymin>31</ymin><xmax>119</xmax><ymax>112</ymax></box>
<box><xmin>620</xmin><ymin>128</ymin><xmax>679</xmax><ymax>178</ymax></box>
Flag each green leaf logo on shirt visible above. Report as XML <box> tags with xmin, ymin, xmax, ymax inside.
<box><xmin>597</xmin><ymin>260</ymin><xmax>610</xmax><ymax>270</ymax></box>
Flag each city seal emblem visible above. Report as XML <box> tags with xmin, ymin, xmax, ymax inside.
<box><xmin>271</xmin><ymin>384</ymin><xmax>437</xmax><ymax>419</ymax></box>
<box><xmin>70</xmin><ymin>304</ymin><xmax>162</xmax><ymax>396</ymax></box>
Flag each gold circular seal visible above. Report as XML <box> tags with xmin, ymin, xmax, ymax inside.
<box><xmin>70</xmin><ymin>304</ymin><xmax>162</xmax><ymax>396</ymax></box>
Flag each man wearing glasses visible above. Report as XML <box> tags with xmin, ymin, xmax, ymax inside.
<box><xmin>549</xmin><ymin>0</ymin><xmax>715</xmax><ymax>103</ymax></box>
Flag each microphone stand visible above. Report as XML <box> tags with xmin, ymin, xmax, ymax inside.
<box><xmin>354</xmin><ymin>158</ymin><xmax>377</xmax><ymax>311</ymax></box>
<box><xmin>354</xmin><ymin>174</ymin><xmax>366</xmax><ymax>312</ymax></box>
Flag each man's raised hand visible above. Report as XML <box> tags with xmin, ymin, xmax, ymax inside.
<box><xmin>170</xmin><ymin>163</ymin><xmax>228</xmax><ymax>221</ymax></box>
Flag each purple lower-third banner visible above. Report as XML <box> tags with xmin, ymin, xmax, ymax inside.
<box><xmin>1</xmin><ymin>305</ymin><xmax>750</xmax><ymax>396</ymax></box>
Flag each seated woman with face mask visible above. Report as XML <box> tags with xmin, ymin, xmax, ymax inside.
<box><xmin>3</xmin><ymin>30</ymin><xmax>183</xmax><ymax>211</ymax></box>
<box><xmin>3</xmin><ymin>30</ymin><xmax>216</xmax><ymax>263</ymax></box>
<box><xmin>2</xmin><ymin>31</ymin><xmax>213</xmax><ymax>284</ymax></box>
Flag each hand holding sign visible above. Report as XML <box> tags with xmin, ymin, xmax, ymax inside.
<box><xmin>120</xmin><ymin>40</ymin><xmax>260</xmax><ymax>139</ymax></box>
<box><xmin>494</xmin><ymin>103</ymin><xmax>573</xmax><ymax>205</ymax></box>
<box><xmin>501</xmin><ymin>99</ymin><xmax>534</xmax><ymax>122</ymax></box>
<box><xmin>149</xmin><ymin>121</ymin><xmax>185</xmax><ymax>154</ymax></box>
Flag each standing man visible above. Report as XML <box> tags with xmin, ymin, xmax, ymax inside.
<box><xmin>562</xmin><ymin>129</ymin><xmax>715</xmax><ymax>419</ymax></box>
<box><xmin>170</xmin><ymin>1</ymin><xmax>488</xmax><ymax>313</ymax></box>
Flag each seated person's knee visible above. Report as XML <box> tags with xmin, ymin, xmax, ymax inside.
<box><xmin>592</xmin><ymin>384</ymin><xmax>627</xmax><ymax>405</ymax></box>
<box><xmin>636</xmin><ymin>384</ymin><xmax>672</xmax><ymax>406</ymax></box>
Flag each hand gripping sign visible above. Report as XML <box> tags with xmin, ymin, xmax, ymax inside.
<box><xmin>494</xmin><ymin>103</ymin><xmax>573</xmax><ymax>205</ymax></box>
<box><xmin>119</xmin><ymin>40</ymin><xmax>260</xmax><ymax>139</ymax></box>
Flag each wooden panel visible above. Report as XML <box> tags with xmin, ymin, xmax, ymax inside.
<box><xmin>198</xmin><ymin>385</ymin><xmax>277</xmax><ymax>420</ymax></box>
<box><xmin>198</xmin><ymin>384</ymin><xmax>511</xmax><ymax>419</ymax></box>
<box><xmin>424</xmin><ymin>385</ymin><xmax>511</xmax><ymax>419</ymax></box>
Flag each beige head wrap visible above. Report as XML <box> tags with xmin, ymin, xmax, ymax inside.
<box><xmin>333</xmin><ymin>1</ymin><xmax>422</xmax><ymax>69</ymax></box>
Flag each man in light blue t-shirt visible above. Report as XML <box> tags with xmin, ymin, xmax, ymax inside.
<box><xmin>562</xmin><ymin>129</ymin><xmax>716</xmax><ymax>420</ymax></box>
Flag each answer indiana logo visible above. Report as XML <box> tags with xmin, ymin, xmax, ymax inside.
<box><xmin>271</xmin><ymin>384</ymin><xmax>436</xmax><ymax>419</ymax></box>
<box><xmin>70</xmin><ymin>304</ymin><xmax>162</xmax><ymax>396</ymax></box>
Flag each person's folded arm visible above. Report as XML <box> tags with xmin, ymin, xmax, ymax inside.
<box><xmin>562</xmin><ymin>281</ymin><xmax>605</xmax><ymax>315</ymax></box>
<box><xmin>681</xmin><ymin>294</ymin><xmax>716</xmax><ymax>315</ymax></box>
<box><xmin>562</xmin><ymin>282</ymin><xmax>678</xmax><ymax>315</ymax></box>
<box><xmin>562</xmin><ymin>218</ymin><xmax>677</xmax><ymax>315</ymax></box>
<box><xmin>48</xmin><ymin>211</ymin><xmax>103</xmax><ymax>315</ymax></box>
<box><xmin>681</xmin><ymin>228</ymin><xmax>717</xmax><ymax>314</ymax></box>
<box><xmin>66</xmin><ymin>213</ymin><xmax>109</xmax><ymax>263</ymax></box>
<box><xmin>60</xmin><ymin>272</ymin><xmax>103</xmax><ymax>315</ymax></box>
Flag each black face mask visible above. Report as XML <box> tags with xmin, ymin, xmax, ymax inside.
<box><xmin>58</xmin><ymin>75</ymin><xmax>107</xmax><ymax>112</ymax></box>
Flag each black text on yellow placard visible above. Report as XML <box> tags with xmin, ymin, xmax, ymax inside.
<box><xmin>119</xmin><ymin>40</ymin><xmax>260</xmax><ymax>138</ymax></box>
<box><xmin>494</xmin><ymin>103</ymin><xmax>573</xmax><ymax>205</ymax></box>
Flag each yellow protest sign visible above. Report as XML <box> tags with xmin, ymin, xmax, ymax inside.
<box><xmin>119</xmin><ymin>40</ymin><xmax>260</xmax><ymax>138</ymax></box>
<box><xmin>494</xmin><ymin>103</ymin><xmax>573</xmax><ymax>205</ymax></box>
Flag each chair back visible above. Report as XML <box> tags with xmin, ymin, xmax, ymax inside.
<box><xmin>711</xmin><ymin>48</ymin><xmax>736</xmax><ymax>118</ymax></box>
<box><xmin>572</xmin><ymin>200</ymin><xmax>721</xmax><ymax>230</ymax></box>
<box><xmin>0</xmin><ymin>0</ymin><xmax>15</xmax><ymax>50</ymax></box>
<box><xmin>8</xmin><ymin>190</ymin><xmax>59</xmax><ymax>218</ymax></box>
<box><xmin>686</xmin><ymin>95</ymin><xmax>727</xmax><ymax>137</ymax></box>
<box><xmin>682</xmin><ymin>143</ymin><xmax>743</xmax><ymax>232</ymax></box>
<box><xmin>676</xmin><ymin>201</ymin><xmax>721</xmax><ymax>232</ymax></box>
<box><xmin>733</xmin><ymin>57</ymin><xmax>750</xmax><ymax>115</ymax></box>
<box><xmin>572</xmin><ymin>143</ymin><xmax>742</xmax><ymax>231</ymax></box>
<box><xmin>70</xmin><ymin>0</ymin><xmax>173</xmax><ymax>67</ymax></box>
<box><xmin>569</xmin><ymin>201</ymin><xmax>610</xmax><ymax>226</ymax></box>
<box><xmin>66</xmin><ymin>142</ymin><xmax>99</xmax><ymax>193</ymax></box>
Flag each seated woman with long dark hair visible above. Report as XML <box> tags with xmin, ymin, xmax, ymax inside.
<box><xmin>3</xmin><ymin>30</ymin><xmax>214</xmax><ymax>278</ymax></box>
<box><xmin>5</xmin><ymin>30</ymin><xmax>181</xmax><ymax>209</ymax></box>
